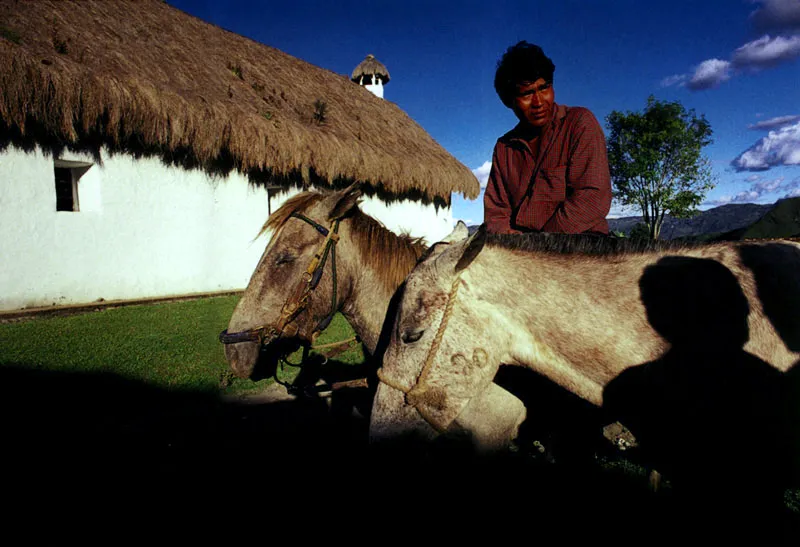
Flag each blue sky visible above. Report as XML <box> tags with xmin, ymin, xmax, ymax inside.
<box><xmin>170</xmin><ymin>0</ymin><xmax>800</xmax><ymax>224</ymax></box>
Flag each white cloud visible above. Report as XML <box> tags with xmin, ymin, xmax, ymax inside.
<box><xmin>707</xmin><ymin>190</ymin><xmax>765</xmax><ymax>205</ymax></box>
<box><xmin>754</xmin><ymin>176</ymin><xmax>785</xmax><ymax>192</ymax></box>
<box><xmin>748</xmin><ymin>114</ymin><xmax>800</xmax><ymax>130</ymax></box>
<box><xmin>472</xmin><ymin>160</ymin><xmax>492</xmax><ymax>190</ymax></box>
<box><xmin>704</xmin><ymin>175</ymin><xmax>792</xmax><ymax>206</ymax></box>
<box><xmin>607</xmin><ymin>202</ymin><xmax>640</xmax><ymax>218</ymax></box>
<box><xmin>665</xmin><ymin>1</ymin><xmax>800</xmax><ymax>92</ymax></box>
<box><xmin>731</xmin><ymin>34</ymin><xmax>800</xmax><ymax>69</ymax></box>
<box><xmin>750</xmin><ymin>0</ymin><xmax>800</xmax><ymax>34</ymax></box>
<box><xmin>705</xmin><ymin>195</ymin><xmax>734</xmax><ymax>207</ymax></box>
<box><xmin>660</xmin><ymin>74</ymin><xmax>688</xmax><ymax>88</ymax></box>
<box><xmin>738</xmin><ymin>190</ymin><xmax>762</xmax><ymax>201</ymax></box>
<box><xmin>733</xmin><ymin>121</ymin><xmax>800</xmax><ymax>170</ymax></box>
<box><xmin>686</xmin><ymin>59</ymin><xmax>732</xmax><ymax>90</ymax></box>
<box><xmin>787</xmin><ymin>187</ymin><xmax>800</xmax><ymax>197</ymax></box>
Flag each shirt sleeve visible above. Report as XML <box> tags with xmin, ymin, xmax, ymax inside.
<box><xmin>540</xmin><ymin>110</ymin><xmax>612</xmax><ymax>233</ymax></box>
<box><xmin>483</xmin><ymin>144</ymin><xmax>522</xmax><ymax>234</ymax></box>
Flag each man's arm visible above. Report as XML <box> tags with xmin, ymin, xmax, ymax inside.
<box><xmin>540</xmin><ymin>110</ymin><xmax>611</xmax><ymax>233</ymax></box>
<box><xmin>483</xmin><ymin>145</ymin><xmax>522</xmax><ymax>234</ymax></box>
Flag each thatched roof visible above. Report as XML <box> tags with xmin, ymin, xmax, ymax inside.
<box><xmin>351</xmin><ymin>54</ymin><xmax>390</xmax><ymax>84</ymax></box>
<box><xmin>0</xmin><ymin>1</ymin><xmax>478</xmax><ymax>202</ymax></box>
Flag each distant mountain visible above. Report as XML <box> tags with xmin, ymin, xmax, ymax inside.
<box><xmin>712</xmin><ymin>197</ymin><xmax>800</xmax><ymax>241</ymax></box>
<box><xmin>608</xmin><ymin>202</ymin><xmax>774</xmax><ymax>240</ymax></box>
<box><xmin>464</xmin><ymin>199</ymin><xmax>799</xmax><ymax>240</ymax></box>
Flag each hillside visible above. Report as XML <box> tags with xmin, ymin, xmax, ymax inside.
<box><xmin>608</xmin><ymin>203</ymin><xmax>773</xmax><ymax>240</ymax></box>
<box><xmin>712</xmin><ymin>197</ymin><xmax>800</xmax><ymax>241</ymax></box>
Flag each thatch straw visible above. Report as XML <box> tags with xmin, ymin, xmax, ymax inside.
<box><xmin>0</xmin><ymin>1</ymin><xmax>478</xmax><ymax>201</ymax></box>
<box><xmin>351</xmin><ymin>54</ymin><xmax>390</xmax><ymax>83</ymax></box>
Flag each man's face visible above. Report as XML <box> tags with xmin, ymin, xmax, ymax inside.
<box><xmin>511</xmin><ymin>78</ymin><xmax>554</xmax><ymax>129</ymax></box>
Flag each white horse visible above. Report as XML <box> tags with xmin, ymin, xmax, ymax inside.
<box><xmin>372</xmin><ymin>225</ymin><xmax>800</xmax><ymax>520</ymax></box>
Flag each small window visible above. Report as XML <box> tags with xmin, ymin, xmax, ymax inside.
<box><xmin>54</xmin><ymin>159</ymin><xmax>93</xmax><ymax>212</ymax></box>
<box><xmin>54</xmin><ymin>167</ymin><xmax>78</xmax><ymax>211</ymax></box>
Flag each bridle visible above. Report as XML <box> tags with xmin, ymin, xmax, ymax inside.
<box><xmin>219</xmin><ymin>212</ymin><xmax>341</xmax><ymax>349</ymax></box>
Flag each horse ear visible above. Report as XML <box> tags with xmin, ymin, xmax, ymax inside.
<box><xmin>328</xmin><ymin>183</ymin><xmax>362</xmax><ymax>220</ymax></box>
<box><xmin>423</xmin><ymin>221</ymin><xmax>471</xmax><ymax>264</ymax></box>
<box><xmin>441</xmin><ymin>220</ymin><xmax>470</xmax><ymax>243</ymax></box>
<box><xmin>455</xmin><ymin>224</ymin><xmax>487</xmax><ymax>273</ymax></box>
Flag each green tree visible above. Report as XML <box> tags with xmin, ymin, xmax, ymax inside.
<box><xmin>606</xmin><ymin>96</ymin><xmax>715</xmax><ymax>240</ymax></box>
<box><xmin>628</xmin><ymin>222</ymin><xmax>652</xmax><ymax>241</ymax></box>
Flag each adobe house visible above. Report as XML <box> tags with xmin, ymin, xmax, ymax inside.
<box><xmin>0</xmin><ymin>1</ymin><xmax>478</xmax><ymax>311</ymax></box>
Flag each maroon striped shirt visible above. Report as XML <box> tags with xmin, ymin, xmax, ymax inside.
<box><xmin>483</xmin><ymin>103</ymin><xmax>612</xmax><ymax>234</ymax></box>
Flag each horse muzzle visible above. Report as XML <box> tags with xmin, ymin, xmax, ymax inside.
<box><xmin>223</xmin><ymin>340</ymin><xmax>261</xmax><ymax>379</ymax></box>
<box><xmin>372</xmin><ymin>376</ymin><xmax>527</xmax><ymax>453</ymax></box>
<box><xmin>448</xmin><ymin>382</ymin><xmax>527</xmax><ymax>452</ymax></box>
<box><xmin>369</xmin><ymin>382</ymin><xmax>441</xmax><ymax>444</ymax></box>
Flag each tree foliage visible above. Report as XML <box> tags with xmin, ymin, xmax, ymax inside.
<box><xmin>606</xmin><ymin>96</ymin><xmax>716</xmax><ymax>239</ymax></box>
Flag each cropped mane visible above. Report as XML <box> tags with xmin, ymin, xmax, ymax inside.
<box><xmin>259</xmin><ymin>190</ymin><xmax>427</xmax><ymax>290</ymax></box>
<box><xmin>486</xmin><ymin>232</ymin><xmax>709</xmax><ymax>256</ymax></box>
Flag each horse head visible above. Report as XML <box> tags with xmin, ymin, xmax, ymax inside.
<box><xmin>222</xmin><ymin>184</ymin><xmax>363</xmax><ymax>379</ymax></box>
<box><xmin>371</xmin><ymin>223</ymin><xmax>526</xmax><ymax>451</ymax></box>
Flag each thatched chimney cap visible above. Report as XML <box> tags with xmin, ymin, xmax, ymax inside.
<box><xmin>351</xmin><ymin>54</ymin><xmax>390</xmax><ymax>84</ymax></box>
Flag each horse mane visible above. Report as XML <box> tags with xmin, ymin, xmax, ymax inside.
<box><xmin>349</xmin><ymin>209</ymin><xmax>428</xmax><ymax>290</ymax></box>
<box><xmin>486</xmin><ymin>231</ymin><xmax>709</xmax><ymax>256</ymax></box>
<box><xmin>259</xmin><ymin>190</ymin><xmax>427</xmax><ymax>291</ymax></box>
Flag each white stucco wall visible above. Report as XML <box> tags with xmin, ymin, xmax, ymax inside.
<box><xmin>358</xmin><ymin>75</ymin><xmax>385</xmax><ymax>99</ymax></box>
<box><xmin>358</xmin><ymin>196</ymin><xmax>454</xmax><ymax>244</ymax></box>
<box><xmin>1</xmin><ymin>146</ymin><xmax>455</xmax><ymax>311</ymax></box>
<box><xmin>0</xmin><ymin>146</ymin><xmax>270</xmax><ymax>311</ymax></box>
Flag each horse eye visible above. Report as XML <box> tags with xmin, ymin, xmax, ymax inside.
<box><xmin>401</xmin><ymin>328</ymin><xmax>425</xmax><ymax>344</ymax></box>
<box><xmin>274</xmin><ymin>253</ymin><xmax>296</xmax><ymax>266</ymax></box>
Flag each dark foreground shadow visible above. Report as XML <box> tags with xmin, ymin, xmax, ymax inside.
<box><xmin>495</xmin><ymin>365</ymin><xmax>611</xmax><ymax>462</ymax></box>
<box><xmin>604</xmin><ymin>256</ymin><xmax>798</xmax><ymax>540</ymax></box>
<box><xmin>1</xmin><ymin>359</ymin><xmax>796</xmax><ymax>540</ymax></box>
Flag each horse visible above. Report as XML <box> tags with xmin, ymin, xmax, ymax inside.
<box><xmin>219</xmin><ymin>184</ymin><xmax>429</xmax><ymax>382</ymax></box>
<box><xmin>372</xmin><ymin>225</ymin><xmax>800</xmax><ymax>525</ymax></box>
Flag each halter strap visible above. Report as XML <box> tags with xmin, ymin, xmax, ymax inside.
<box><xmin>376</xmin><ymin>273</ymin><xmax>463</xmax><ymax>433</ymax></box>
<box><xmin>219</xmin><ymin>212</ymin><xmax>341</xmax><ymax>347</ymax></box>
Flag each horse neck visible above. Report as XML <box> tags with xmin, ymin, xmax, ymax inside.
<box><xmin>338</xmin><ymin>217</ymin><xmax>426</xmax><ymax>355</ymax></box>
<box><xmin>461</xmin><ymin>247</ymin><xmax>661</xmax><ymax>406</ymax></box>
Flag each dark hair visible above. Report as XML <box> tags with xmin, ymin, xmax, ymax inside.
<box><xmin>494</xmin><ymin>41</ymin><xmax>556</xmax><ymax>107</ymax></box>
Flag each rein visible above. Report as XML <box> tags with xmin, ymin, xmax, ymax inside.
<box><xmin>219</xmin><ymin>212</ymin><xmax>341</xmax><ymax>349</ymax></box>
<box><xmin>376</xmin><ymin>273</ymin><xmax>463</xmax><ymax>433</ymax></box>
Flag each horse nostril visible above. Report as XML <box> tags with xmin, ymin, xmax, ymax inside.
<box><xmin>401</xmin><ymin>329</ymin><xmax>424</xmax><ymax>344</ymax></box>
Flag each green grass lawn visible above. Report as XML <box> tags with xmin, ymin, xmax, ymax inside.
<box><xmin>0</xmin><ymin>295</ymin><xmax>364</xmax><ymax>395</ymax></box>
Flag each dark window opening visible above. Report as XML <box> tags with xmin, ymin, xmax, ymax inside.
<box><xmin>54</xmin><ymin>167</ymin><xmax>78</xmax><ymax>212</ymax></box>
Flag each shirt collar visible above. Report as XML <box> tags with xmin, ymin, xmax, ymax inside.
<box><xmin>500</xmin><ymin>103</ymin><xmax>568</xmax><ymax>146</ymax></box>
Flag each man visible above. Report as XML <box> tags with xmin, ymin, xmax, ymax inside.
<box><xmin>484</xmin><ymin>41</ymin><xmax>611</xmax><ymax>234</ymax></box>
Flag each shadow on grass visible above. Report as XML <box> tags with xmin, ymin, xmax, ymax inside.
<box><xmin>0</xmin><ymin>363</ymin><xmax>368</xmax><ymax>481</ymax></box>
<box><xmin>1</xmin><ymin>362</ymin><xmax>796</xmax><ymax>540</ymax></box>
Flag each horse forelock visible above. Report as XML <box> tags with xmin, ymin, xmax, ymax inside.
<box><xmin>485</xmin><ymin>232</ymin><xmax>708</xmax><ymax>256</ymax></box>
<box><xmin>257</xmin><ymin>191</ymin><xmax>325</xmax><ymax>239</ymax></box>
